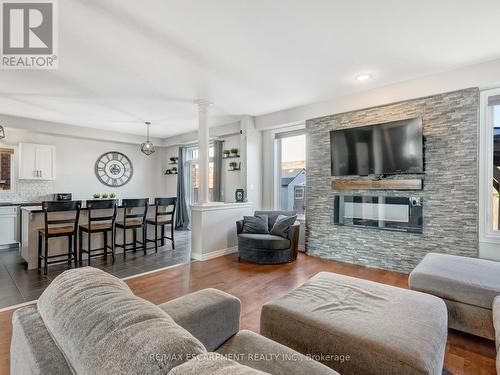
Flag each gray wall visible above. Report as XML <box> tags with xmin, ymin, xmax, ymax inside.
<box><xmin>305</xmin><ymin>88</ymin><xmax>479</xmax><ymax>273</ymax></box>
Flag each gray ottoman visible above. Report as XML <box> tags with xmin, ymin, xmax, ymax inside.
<box><xmin>409</xmin><ymin>252</ymin><xmax>500</xmax><ymax>340</ymax></box>
<box><xmin>492</xmin><ymin>296</ymin><xmax>500</xmax><ymax>374</ymax></box>
<box><xmin>260</xmin><ymin>272</ymin><xmax>447</xmax><ymax>375</ymax></box>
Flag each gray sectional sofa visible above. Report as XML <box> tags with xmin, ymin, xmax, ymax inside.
<box><xmin>11</xmin><ymin>267</ymin><xmax>337</xmax><ymax>375</ymax></box>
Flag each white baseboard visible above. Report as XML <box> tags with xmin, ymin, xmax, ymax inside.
<box><xmin>479</xmin><ymin>241</ymin><xmax>500</xmax><ymax>261</ymax></box>
<box><xmin>192</xmin><ymin>246</ymin><xmax>238</xmax><ymax>261</ymax></box>
<box><xmin>0</xmin><ymin>299</ymin><xmax>37</xmax><ymax>313</ymax></box>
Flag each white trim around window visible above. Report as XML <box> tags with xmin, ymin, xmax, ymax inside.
<box><xmin>479</xmin><ymin>88</ymin><xmax>500</xmax><ymax>259</ymax></box>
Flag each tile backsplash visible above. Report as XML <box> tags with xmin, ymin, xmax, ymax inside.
<box><xmin>0</xmin><ymin>180</ymin><xmax>53</xmax><ymax>203</ymax></box>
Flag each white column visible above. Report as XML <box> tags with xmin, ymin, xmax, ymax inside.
<box><xmin>195</xmin><ymin>99</ymin><xmax>212</xmax><ymax>204</ymax></box>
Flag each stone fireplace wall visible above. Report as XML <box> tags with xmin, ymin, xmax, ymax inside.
<box><xmin>305</xmin><ymin>88</ymin><xmax>479</xmax><ymax>273</ymax></box>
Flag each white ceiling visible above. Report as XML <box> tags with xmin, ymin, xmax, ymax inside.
<box><xmin>1</xmin><ymin>0</ymin><xmax>500</xmax><ymax>138</ymax></box>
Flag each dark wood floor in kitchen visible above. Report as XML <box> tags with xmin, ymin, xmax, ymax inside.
<box><xmin>0</xmin><ymin>230</ymin><xmax>191</xmax><ymax>309</ymax></box>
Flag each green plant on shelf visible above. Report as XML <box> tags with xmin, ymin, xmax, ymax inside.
<box><xmin>230</xmin><ymin>148</ymin><xmax>239</xmax><ymax>156</ymax></box>
<box><xmin>93</xmin><ymin>193</ymin><xmax>101</xmax><ymax>199</ymax></box>
<box><xmin>229</xmin><ymin>161</ymin><xmax>238</xmax><ymax>170</ymax></box>
<box><xmin>223</xmin><ymin>150</ymin><xmax>231</xmax><ymax>157</ymax></box>
<box><xmin>169</xmin><ymin>156</ymin><xmax>179</xmax><ymax>164</ymax></box>
<box><xmin>102</xmin><ymin>193</ymin><xmax>109</xmax><ymax>199</ymax></box>
<box><xmin>110</xmin><ymin>193</ymin><xmax>116</xmax><ymax>199</ymax></box>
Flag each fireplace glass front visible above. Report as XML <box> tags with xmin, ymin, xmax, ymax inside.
<box><xmin>333</xmin><ymin>195</ymin><xmax>423</xmax><ymax>233</ymax></box>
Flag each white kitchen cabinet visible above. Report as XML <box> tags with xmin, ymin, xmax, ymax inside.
<box><xmin>0</xmin><ymin>206</ymin><xmax>18</xmax><ymax>246</ymax></box>
<box><xmin>19</xmin><ymin>143</ymin><xmax>56</xmax><ymax>180</ymax></box>
<box><xmin>35</xmin><ymin>144</ymin><xmax>55</xmax><ymax>179</ymax></box>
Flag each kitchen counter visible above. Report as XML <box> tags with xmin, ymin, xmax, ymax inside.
<box><xmin>0</xmin><ymin>202</ymin><xmax>43</xmax><ymax>207</ymax></box>
<box><xmin>20</xmin><ymin>206</ymin><xmax>42</xmax><ymax>212</ymax></box>
<box><xmin>20</xmin><ymin>204</ymin><xmax>164</xmax><ymax>269</ymax></box>
<box><xmin>22</xmin><ymin>203</ymin><xmax>159</xmax><ymax>214</ymax></box>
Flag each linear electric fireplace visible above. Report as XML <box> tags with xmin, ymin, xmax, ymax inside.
<box><xmin>333</xmin><ymin>195</ymin><xmax>423</xmax><ymax>233</ymax></box>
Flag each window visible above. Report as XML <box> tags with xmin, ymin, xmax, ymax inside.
<box><xmin>0</xmin><ymin>149</ymin><xmax>14</xmax><ymax>192</ymax></box>
<box><xmin>186</xmin><ymin>146</ymin><xmax>214</xmax><ymax>205</ymax></box>
<box><xmin>275</xmin><ymin>131</ymin><xmax>306</xmax><ymax>217</ymax></box>
<box><xmin>480</xmin><ymin>89</ymin><xmax>500</xmax><ymax>241</ymax></box>
<box><xmin>488</xmin><ymin>95</ymin><xmax>500</xmax><ymax>232</ymax></box>
<box><xmin>493</xmin><ymin>103</ymin><xmax>500</xmax><ymax>232</ymax></box>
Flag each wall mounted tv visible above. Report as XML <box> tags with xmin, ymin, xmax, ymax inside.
<box><xmin>330</xmin><ymin>117</ymin><xmax>423</xmax><ymax>176</ymax></box>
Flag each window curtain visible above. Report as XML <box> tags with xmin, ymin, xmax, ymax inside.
<box><xmin>175</xmin><ymin>147</ymin><xmax>190</xmax><ymax>230</ymax></box>
<box><xmin>212</xmin><ymin>140</ymin><xmax>223</xmax><ymax>202</ymax></box>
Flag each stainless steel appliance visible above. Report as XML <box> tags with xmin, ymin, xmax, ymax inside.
<box><xmin>51</xmin><ymin>193</ymin><xmax>72</xmax><ymax>201</ymax></box>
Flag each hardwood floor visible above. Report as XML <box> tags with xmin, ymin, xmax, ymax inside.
<box><xmin>0</xmin><ymin>230</ymin><xmax>190</xmax><ymax>308</ymax></box>
<box><xmin>0</xmin><ymin>252</ymin><xmax>495</xmax><ymax>374</ymax></box>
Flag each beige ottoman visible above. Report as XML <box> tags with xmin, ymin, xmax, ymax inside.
<box><xmin>260</xmin><ymin>272</ymin><xmax>447</xmax><ymax>375</ymax></box>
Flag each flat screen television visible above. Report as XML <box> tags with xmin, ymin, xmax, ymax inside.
<box><xmin>330</xmin><ymin>117</ymin><xmax>423</xmax><ymax>176</ymax></box>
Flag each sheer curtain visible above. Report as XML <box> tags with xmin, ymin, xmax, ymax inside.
<box><xmin>175</xmin><ymin>147</ymin><xmax>190</xmax><ymax>230</ymax></box>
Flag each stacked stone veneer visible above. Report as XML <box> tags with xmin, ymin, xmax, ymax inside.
<box><xmin>305</xmin><ymin>88</ymin><xmax>479</xmax><ymax>273</ymax></box>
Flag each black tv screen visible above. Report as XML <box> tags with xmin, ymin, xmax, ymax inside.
<box><xmin>330</xmin><ymin>118</ymin><xmax>423</xmax><ymax>176</ymax></box>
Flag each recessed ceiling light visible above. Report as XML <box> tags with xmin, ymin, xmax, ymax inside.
<box><xmin>356</xmin><ymin>74</ymin><xmax>372</xmax><ymax>81</ymax></box>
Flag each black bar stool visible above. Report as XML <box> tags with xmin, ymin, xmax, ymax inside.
<box><xmin>146</xmin><ymin>197</ymin><xmax>177</xmax><ymax>252</ymax></box>
<box><xmin>115</xmin><ymin>198</ymin><xmax>149</xmax><ymax>259</ymax></box>
<box><xmin>78</xmin><ymin>199</ymin><xmax>117</xmax><ymax>266</ymax></box>
<box><xmin>38</xmin><ymin>201</ymin><xmax>82</xmax><ymax>275</ymax></box>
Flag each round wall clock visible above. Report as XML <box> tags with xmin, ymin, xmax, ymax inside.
<box><xmin>95</xmin><ymin>151</ymin><xmax>133</xmax><ymax>187</ymax></box>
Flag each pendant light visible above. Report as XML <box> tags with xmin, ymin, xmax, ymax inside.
<box><xmin>140</xmin><ymin>121</ymin><xmax>155</xmax><ymax>155</ymax></box>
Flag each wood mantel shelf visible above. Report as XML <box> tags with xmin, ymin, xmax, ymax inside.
<box><xmin>332</xmin><ymin>178</ymin><xmax>423</xmax><ymax>191</ymax></box>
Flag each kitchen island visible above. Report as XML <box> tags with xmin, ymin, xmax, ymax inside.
<box><xmin>21</xmin><ymin>203</ymin><xmax>169</xmax><ymax>270</ymax></box>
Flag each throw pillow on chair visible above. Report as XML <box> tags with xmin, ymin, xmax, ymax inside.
<box><xmin>242</xmin><ymin>215</ymin><xmax>269</xmax><ymax>234</ymax></box>
<box><xmin>270</xmin><ymin>215</ymin><xmax>297</xmax><ymax>238</ymax></box>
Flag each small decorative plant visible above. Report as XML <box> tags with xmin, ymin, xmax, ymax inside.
<box><xmin>169</xmin><ymin>156</ymin><xmax>178</xmax><ymax>163</ymax></box>
<box><xmin>109</xmin><ymin>193</ymin><xmax>116</xmax><ymax>199</ymax></box>
<box><xmin>165</xmin><ymin>169</ymin><xmax>171</xmax><ymax>175</ymax></box>
<box><xmin>223</xmin><ymin>150</ymin><xmax>231</xmax><ymax>157</ymax></box>
<box><xmin>93</xmin><ymin>193</ymin><xmax>101</xmax><ymax>199</ymax></box>
<box><xmin>171</xmin><ymin>167</ymin><xmax>177</xmax><ymax>174</ymax></box>
<box><xmin>230</xmin><ymin>148</ymin><xmax>239</xmax><ymax>156</ymax></box>
<box><xmin>229</xmin><ymin>161</ymin><xmax>238</xmax><ymax>170</ymax></box>
<box><xmin>102</xmin><ymin>193</ymin><xmax>109</xmax><ymax>199</ymax></box>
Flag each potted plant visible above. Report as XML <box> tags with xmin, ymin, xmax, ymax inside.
<box><xmin>230</xmin><ymin>148</ymin><xmax>239</xmax><ymax>157</ymax></box>
<box><xmin>102</xmin><ymin>193</ymin><xmax>109</xmax><ymax>199</ymax></box>
<box><xmin>93</xmin><ymin>193</ymin><xmax>101</xmax><ymax>199</ymax></box>
<box><xmin>229</xmin><ymin>161</ymin><xmax>238</xmax><ymax>170</ymax></box>
<box><xmin>165</xmin><ymin>169</ymin><xmax>171</xmax><ymax>175</ymax></box>
<box><xmin>223</xmin><ymin>150</ymin><xmax>231</xmax><ymax>158</ymax></box>
<box><xmin>172</xmin><ymin>167</ymin><xmax>177</xmax><ymax>174</ymax></box>
<box><xmin>169</xmin><ymin>156</ymin><xmax>178</xmax><ymax>163</ymax></box>
<box><xmin>109</xmin><ymin>193</ymin><xmax>116</xmax><ymax>199</ymax></box>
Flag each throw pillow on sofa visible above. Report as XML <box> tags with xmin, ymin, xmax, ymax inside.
<box><xmin>270</xmin><ymin>215</ymin><xmax>297</xmax><ymax>238</ymax></box>
<box><xmin>242</xmin><ymin>215</ymin><xmax>269</xmax><ymax>234</ymax></box>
